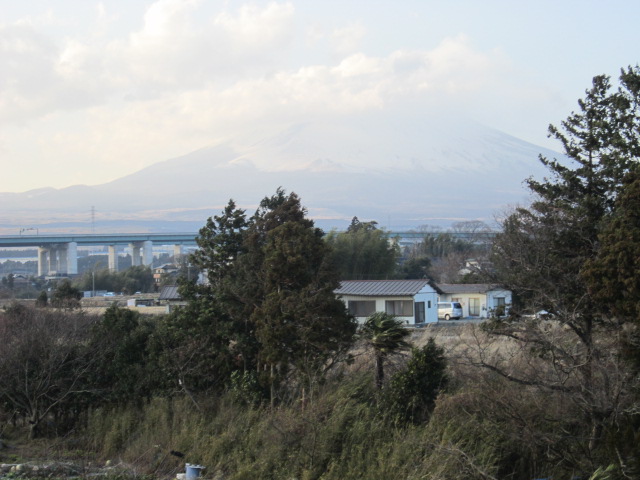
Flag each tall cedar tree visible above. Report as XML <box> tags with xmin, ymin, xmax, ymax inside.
<box><xmin>494</xmin><ymin>68</ymin><xmax>640</xmax><ymax>312</ymax></box>
<box><xmin>582</xmin><ymin>169</ymin><xmax>640</xmax><ymax>321</ymax></box>
<box><xmin>158</xmin><ymin>199</ymin><xmax>250</xmax><ymax>395</ymax></box>
<box><xmin>582</xmin><ymin>169</ymin><xmax>640</xmax><ymax>373</ymax></box>
<box><xmin>185</xmin><ymin>190</ymin><xmax>356</xmax><ymax>400</ymax></box>
<box><xmin>238</xmin><ymin>190</ymin><xmax>356</xmax><ymax>398</ymax></box>
<box><xmin>191</xmin><ymin>199</ymin><xmax>248</xmax><ymax>288</ymax></box>
<box><xmin>487</xmin><ymin>66</ymin><xmax>640</xmax><ymax>474</ymax></box>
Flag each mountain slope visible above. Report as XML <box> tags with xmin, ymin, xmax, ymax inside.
<box><xmin>0</xmin><ymin>115</ymin><xmax>558</xmax><ymax>232</ymax></box>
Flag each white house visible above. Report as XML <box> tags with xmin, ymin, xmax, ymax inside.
<box><xmin>335</xmin><ymin>279</ymin><xmax>442</xmax><ymax>325</ymax></box>
<box><xmin>437</xmin><ymin>283</ymin><xmax>512</xmax><ymax>318</ymax></box>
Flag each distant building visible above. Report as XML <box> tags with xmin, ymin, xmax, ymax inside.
<box><xmin>335</xmin><ymin>279</ymin><xmax>441</xmax><ymax>325</ymax></box>
<box><xmin>126</xmin><ymin>298</ymin><xmax>155</xmax><ymax>307</ymax></box>
<box><xmin>437</xmin><ymin>283</ymin><xmax>511</xmax><ymax>318</ymax></box>
<box><xmin>334</xmin><ymin>279</ymin><xmax>512</xmax><ymax>323</ymax></box>
<box><xmin>153</xmin><ymin>264</ymin><xmax>179</xmax><ymax>284</ymax></box>
<box><xmin>158</xmin><ymin>284</ymin><xmax>186</xmax><ymax>312</ymax></box>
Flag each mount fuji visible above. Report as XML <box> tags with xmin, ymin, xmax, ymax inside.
<box><xmin>0</xmin><ymin>114</ymin><xmax>559</xmax><ymax>234</ymax></box>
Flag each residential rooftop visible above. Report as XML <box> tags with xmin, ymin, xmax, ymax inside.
<box><xmin>335</xmin><ymin>279</ymin><xmax>442</xmax><ymax>296</ymax></box>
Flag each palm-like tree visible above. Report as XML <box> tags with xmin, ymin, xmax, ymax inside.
<box><xmin>361</xmin><ymin>312</ymin><xmax>410</xmax><ymax>389</ymax></box>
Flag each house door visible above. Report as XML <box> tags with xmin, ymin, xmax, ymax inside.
<box><xmin>469</xmin><ymin>298</ymin><xmax>480</xmax><ymax>316</ymax></box>
<box><xmin>415</xmin><ymin>302</ymin><xmax>425</xmax><ymax>323</ymax></box>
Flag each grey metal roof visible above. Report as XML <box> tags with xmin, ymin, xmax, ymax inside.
<box><xmin>437</xmin><ymin>283</ymin><xmax>503</xmax><ymax>294</ymax></box>
<box><xmin>335</xmin><ymin>279</ymin><xmax>441</xmax><ymax>296</ymax></box>
<box><xmin>158</xmin><ymin>284</ymin><xmax>182</xmax><ymax>300</ymax></box>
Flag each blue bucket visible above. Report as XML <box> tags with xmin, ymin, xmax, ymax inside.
<box><xmin>185</xmin><ymin>463</ymin><xmax>205</xmax><ymax>479</ymax></box>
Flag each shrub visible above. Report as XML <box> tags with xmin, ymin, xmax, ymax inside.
<box><xmin>383</xmin><ymin>337</ymin><xmax>448</xmax><ymax>425</ymax></box>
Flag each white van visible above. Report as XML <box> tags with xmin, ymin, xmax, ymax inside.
<box><xmin>438</xmin><ymin>302</ymin><xmax>463</xmax><ymax>320</ymax></box>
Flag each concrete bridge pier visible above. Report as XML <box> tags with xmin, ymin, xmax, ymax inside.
<box><xmin>130</xmin><ymin>243</ymin><xmax>142</xmax><ymax>266</ymax></box>
<box><xmin>65</xmin><ymin>242</ymin><xmax>78</xmax><ymax>275</ymax></box>
<box><xmin>38</xmin><ymin>247</ymin><xmax>49</xmax><ymax>276</ymax></box>
<box><xmin>38</xmin><ymin>242</ymin><xmax>78</xmax><ymax>276</ymax></box>
<box><xmin>130</xmin><ymin>241</ymin><xmax>153</xmax><ymax>267</ymax></box>
<box><xmin>142</xmin><ymin>240</ymin><xmax>153</xmax><ymax>266</ymax></box>
<box><xmin>47</xmin><ymin>247</ymin><xmax>59</xmax><ymax>274</ymax></box>
<box><xmin>108</xmin><ymin>245</ymin><xmax>119</xmax><ymax>272</ymax></box>
<box><xmin>58</xmin><ymin>247</ymin><xmax>68</xmax><ymax>274</ymax></box>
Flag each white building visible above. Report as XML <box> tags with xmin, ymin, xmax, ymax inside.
<box><xmin>437</xmin><ymin>283</ymin><xmax>512</xmax><ymax>318</ymax></box>
<box><xmin>335</xmin><ymin>279</ymin><xmax>441</xmax><ymax>325</ymax></box>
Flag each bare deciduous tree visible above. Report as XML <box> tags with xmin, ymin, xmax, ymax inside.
<box><xmin>0</xmin><ymin>305</ymin><xmax>96</xmax><ymax>438</ymax></box>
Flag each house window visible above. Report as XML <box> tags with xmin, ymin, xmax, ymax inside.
<box><xmin>348</xmin><ymin>300</ymin><xmax>376</xmax><ymax>317</ymax></box>
<box><xmin>385</xmin><ymin>300</ymin><xmax>413</xmax><ymax>316</ymax></box>
<box><xmin>469</xmin><ymin>298</ymin><xmax>480</xmax><ymax>316</ymax></box>
<box><xmin>494</xmin><ymin>297</ymin><xmax>506</xmax><ymax>316</ymax></box>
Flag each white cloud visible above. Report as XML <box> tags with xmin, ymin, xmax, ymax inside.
<box><xmin>335</xmin><ymin>53</ymin><xmax>382</xmax><ymax>77</ymax></box>
<box><xmin>214</xmin><ymin>2</ymin><xmax>294</xmax><ymax>47</ymax></box>
<box><xmin>137</xmin><ymin>0</ymin><xmax>201</xmax><ymax>38</ymax></box>
<box><xmin>0</xmin><ymin>24</ymin><xmax>67</xmax><ymax>123</ymax></box>
<box><xmin>330</xmin><ymin>22</ymin><xmax>366</xmax><ymax>56</ymax></box>
<box><xmin>0</xmin><ymin>2</ymin><xmax>552</xmax><ymax>192</ymax></box>
<box><xmin>25</xmin><ymin>34</ymin><xmax>515</xmax><ymax>175</ymax></box>
<box><xmin>116</xmin><ymin>0</ymin><xmax>295</xmax><ymax>89</ymax></box>
<box><xmin>0</xmin><ymin>4</ymin><xmax>505</xmax><ymax>127</ymax></box>
<box><xmin>0</xmin><ymin>0</ymin><xmax>298</xmax><ymax>125</ymax></box>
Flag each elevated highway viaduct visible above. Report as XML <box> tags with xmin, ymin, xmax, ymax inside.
<box><xmin>0</xmin><ymin>233</ymin><xmax>198</xmax><ymax>276</ymax></box>
<box><xmin>0</xmin><ymin>230</ymin><xmax>497</xmax><ymax>277</ymax></box>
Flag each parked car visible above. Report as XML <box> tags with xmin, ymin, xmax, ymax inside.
<box><xmin>438</xmin><ymin>302</ymin><xmax>463</xmax><ymax>320</ymax></box>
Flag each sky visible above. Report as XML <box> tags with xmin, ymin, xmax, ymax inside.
<box><xmin>1</xmin><ymin>0</ymin><xmax>639</xmax><ymax>193</ymax></box>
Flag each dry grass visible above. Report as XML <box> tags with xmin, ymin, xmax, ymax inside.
<box><xmin>80</xmin><ymin>305</ymin><xmax>168</xmax><ymax>316</ymax></box>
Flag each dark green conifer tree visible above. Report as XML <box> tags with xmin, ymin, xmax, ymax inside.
<box><xmin>494</xmin><ymin>67</ymin><xmax>640</xmax><ymax>313</ymax></box>
<box><xmin>50</xmin><ymin>278</ymin><xmax>82</xmax><ymax>309</ymax></box>
<box><xmin>325</xmin><ymin>216</ymin><xmax>398</xmax><ymax>280</ymax></box>
<box><xmin>384</xmin><ymin>338</ymin><xmax>448</xmax><ymax>425</ymax></box>
<box><xmin>156</xmin><ymin>199</ymin><xmax>250</xmax><ymax>396</ymax></box>
<box><xmin>171</xmin><ymin>190</ymin><xmax>356</xmax><ymax>403</ymax></box>
<box><xmin>582</xmin><ymin>169</ymin><xmax>640</xmax><ymax>321</ymax></box>
<box><xmin>487</xmin><ymin>66</ymin><xmax>640</xmax><ymax>475</ymax></box>
<box><xmin>235</xmin><ymin>189</ymin><xmax>356</xmax><ymax>403</ymax></box>
<box><xmin>88</xmin><ymin>305</ymin><xmax>155</xmax><ymax>404</ymax></box>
